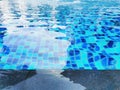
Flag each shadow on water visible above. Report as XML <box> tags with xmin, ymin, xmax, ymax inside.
<box><xmin>0</xmin><ymin>70</ymin><xmax>36</xmax><ymax>89</ymax></box>
<box><xmin>61</xmin><ymin>70</ymin><xmax>120</xmax><ymax>90</ymax></box>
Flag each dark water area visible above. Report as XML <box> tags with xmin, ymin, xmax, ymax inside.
<box><xmin>61</xmin><ymin>70</ymin><xmax>120</xmax><ymax>90</ymax></box>
<box><xmin>1</xmin><ymin>70</ymin><xmax>120</xmax><ymax>90</ymax></box>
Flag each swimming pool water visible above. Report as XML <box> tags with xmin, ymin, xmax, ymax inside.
<box><xmin>0</xmin><ymin>0</ymin><xmax>120</xmax><ymax>69</ymax></box>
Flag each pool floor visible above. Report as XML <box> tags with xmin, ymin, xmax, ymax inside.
<box><xmin>0</xmin><ymin>0</ymin><xmax>120</xmax><ymax>69</ymax></box>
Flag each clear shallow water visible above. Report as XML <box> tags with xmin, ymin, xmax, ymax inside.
<box><xmin>0</xmin><ymin>0</ymin><xmax>120</xmax><ymax>69</ymax></box>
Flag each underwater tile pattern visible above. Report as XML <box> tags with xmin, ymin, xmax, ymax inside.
<box><xmin>0</xmin><ymin>0</ymin><xmax>120</xmax><ymax>69</ymax></box>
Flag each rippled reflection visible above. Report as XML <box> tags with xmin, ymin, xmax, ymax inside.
<box><xmin>0</xmin><ymin>0</ymin><xmax>120</xmax><ymax>69</ymax></box>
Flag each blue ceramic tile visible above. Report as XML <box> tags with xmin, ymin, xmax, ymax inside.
<box><xmin>0</xmin><ymin>0</ymin><xmax>120</xmax><ymax>69</ymax></box>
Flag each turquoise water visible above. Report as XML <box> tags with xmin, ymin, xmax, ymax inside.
<box><xmin>0</xmin><ymin>0</ymin><xmax>120</xmax><ymax>69</ymax></box>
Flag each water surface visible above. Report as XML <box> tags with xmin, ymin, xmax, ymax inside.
<box><xmin>0</xmin><ymin>0</ymin><xmax>120</xmax><ymax>69</ymax></box>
